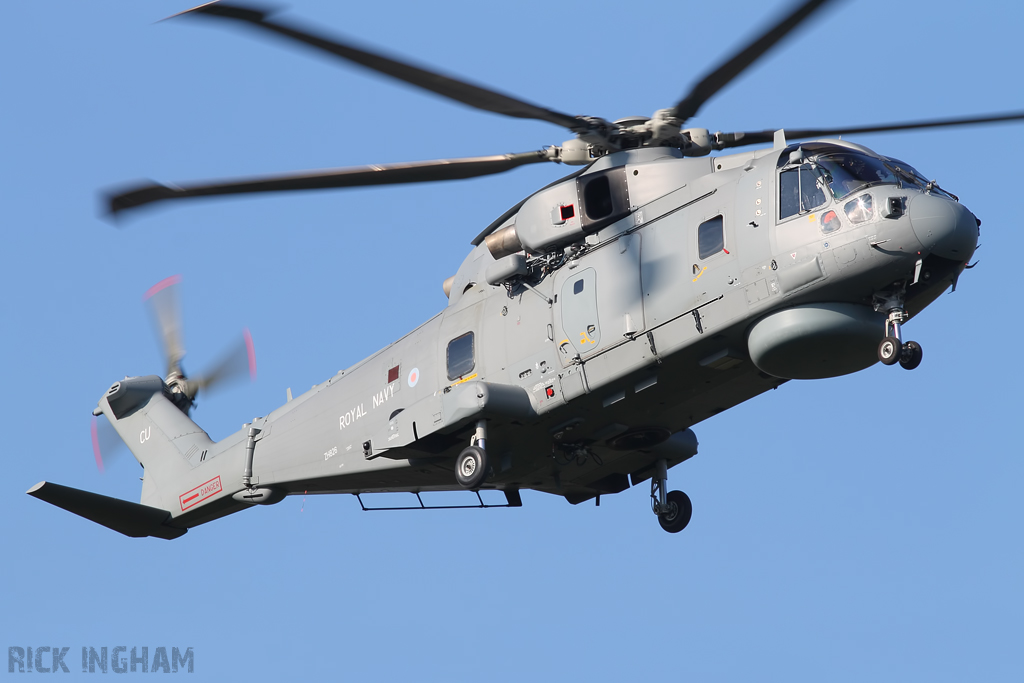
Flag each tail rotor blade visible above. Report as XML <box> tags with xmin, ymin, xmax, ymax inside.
<box><xmin>91</xmin><ymin>415</ymin><xmax>128</xmax><ymax>473</ymax></box>
<box><xmin>143</xmin><ymin>275</ymin><xmax>185</xmax><ymax>374</ymax></box>
<box><xmin>193</xmin><ymin>327</ymin><xmax>257</xmax><ymax>395</ymax></box>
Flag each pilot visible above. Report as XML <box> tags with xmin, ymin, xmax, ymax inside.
<box><xmin>799</xmin><ymin>167</ymin><xmax>826</xmax><ymax>211</ymax></box>
<box><xmin>829</xmin><ymin>155</ymin><xmax>867</xmax><ymax>197</ymax></box>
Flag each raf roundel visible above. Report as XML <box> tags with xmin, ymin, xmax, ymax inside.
<box><xmin>407</xmin><ymin>367</ymin><xmax>419</xmax><ymax>388</ymax></box>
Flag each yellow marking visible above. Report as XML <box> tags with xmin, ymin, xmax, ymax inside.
<box><xmin>691</xmin><ymin>266</ymin><xmax>707</xmax><ymax>282</ymax></box>
<box><xmin>808</xmin><ymin>214</ymin><xmax>816</xmax><ymax>222</ymax></box>
<box><xmin>561</xmin><ymin>339</ymin><xmax>570</xmax><ymax>345</ymax></box>
<box><xmin>579</xmin><ymin>331</ymin><xmax>596</xmax><ymax>345</ymax></box>
<box><xmin>449</xmin><ymin>373</ymin><xmax>479</xmax><ymax>388</ymax></box>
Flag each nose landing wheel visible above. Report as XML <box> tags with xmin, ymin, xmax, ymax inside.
<box><xmin>878</xmin><ymin>337</ymin><xmax>902</xmax><ymax>365</ymax></box>
<box><xmin>874</xmin><ymin>287</ymin><xmax>923</xmax><ymax>371</ymax></box>
<box><xmin>899</xmin><ymin>340</ymin><xmax>923</xmax><ymax>370</ymax></box>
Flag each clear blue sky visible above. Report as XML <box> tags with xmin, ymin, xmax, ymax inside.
<box><xmin>2</xmin><ymin>1</ymin><xmax>1022</xmax><ymax>680</ymax></box>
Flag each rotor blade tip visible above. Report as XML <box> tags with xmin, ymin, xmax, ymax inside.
<box><xmin>162</xmin><ymin>1</ymin><xmax>223</xmax><ymax>22</ymax></box>
<box><xmin>104</xmin><ymin>179</ymin><xmax>177</xmax><ymax>218</ymax></box>
<box><xmin>163</xmin><ymin>1</ymin><xmax>273</xmax><ymax>23</ymax></box>
<box><xmin>100</xmin><ymin>196</ymin><xmax>126</xmax><ymax>225</ymax></box>
<box><xmin>243</xmin><ymin>327</ymin><xmax>257</xmax><ymax>381</ymax></box>
<box><xmin>143</xmin><ymin>274</ymin><xmax>182</xmax><ymax>301</ymax></box>
<box><xmin>91</xmin><ymin>416</ymin><xmax>105</xmax><ymax>474</ymax></box>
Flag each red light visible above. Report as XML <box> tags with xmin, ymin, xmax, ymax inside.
<box><xmin>545</xmin><ymin>386</ymin><xmax>555</xmax><ymax>398</ymax></box>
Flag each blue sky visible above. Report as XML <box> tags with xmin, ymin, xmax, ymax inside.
<box><xmin>2</xmin><ymin>0</ymin><xmax>1022</xmax><ymax>680</ymax></box>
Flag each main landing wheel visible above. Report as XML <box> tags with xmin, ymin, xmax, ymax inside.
<box><xmin>878</xmin><ymin>337</ymin><xmax>902</xmax><ymax>365</ymax></box>
<box><xmin>455</xmin><ymin>446</ymin><xmax>489</xmax><ymax>489</ymax></box>
<box><xmin>899</xmin><ymin>341</ymin><xmax>923</xmax><ymax>370</ymax></box>
<box><xmin>658</xmin><ymin>490</ymin><xmax>693</xmax><ymax>534</ymax></box>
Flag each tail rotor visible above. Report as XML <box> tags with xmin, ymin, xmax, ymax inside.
<box><xmin>143</xmin><ymin>274</ymin><xmax>257</xmax><ymax>412</ymax></box>
<box><xmin>91</xmin><ymin>275</ymin><xmax>257</xmax><ymax>471</ymax></box>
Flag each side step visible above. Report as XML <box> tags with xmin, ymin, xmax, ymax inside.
<box><xmin>355</xmin><ymin>488</ymin><xmax>523</xmax><ymax>511</ymax></box>
<box><xmin>27</xmin><ymin>482</ymin><xmax>187</xmax><ymax>540</ymax></box>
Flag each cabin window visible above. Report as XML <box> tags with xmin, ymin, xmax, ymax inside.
<box><xmin>576</xmin><ymin>167</ymin><xmax>631</xmax><ymax>233</ymax></box>
<box><xmin>446</xmin><ymin>332</ymin><xmax>475</xmax><ymax>380</ymax></box>
<box><xmin>698</xmin><ymin>215</ymin><xmax>725</xmax><ymax>260</ymax></box>
<box><xmin>779</xmin><ymin>165</ymin><xmax>827</xmax><ymax>219</ymax></box>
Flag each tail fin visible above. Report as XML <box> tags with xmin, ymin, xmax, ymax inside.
<box><xmin>29</xmin><ymin>376</ymin><xmax>223</xmax><ymax>539</ymax></box>
<box><xmin>99</xmin><ymin>375</ymin><xmax>216</xmax><ymax>512</ymax></box>
<box><xmin>27</xmin><ymin>481</ymin><xmax>186</xmax><ymax>539</ymax></box>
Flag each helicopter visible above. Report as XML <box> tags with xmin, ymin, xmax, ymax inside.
<box><xmin>28</xmin><ymin>0</ymin><xmax>1024</xmax><ymax>538</ymax></box>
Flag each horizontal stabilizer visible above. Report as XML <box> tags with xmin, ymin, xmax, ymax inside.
<box><xmin>27</xmin><ymin>481</ymin><xmax>187</xmax><ymax>540</ymax></box>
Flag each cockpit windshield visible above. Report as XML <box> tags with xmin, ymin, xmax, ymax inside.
<box><xmin>815</xmin><ymin>153</ymin><xmax>897</xmax><ymax>200</ymax></box>
<box><xmin>777</xmin><ymin>144</ymin><xmax>958</xmax><ymax>209</ymax></box>
<box><xmin>885</xmin><ymin>158</ymin><xmax>957</xmax><ymax>199</ymax></box>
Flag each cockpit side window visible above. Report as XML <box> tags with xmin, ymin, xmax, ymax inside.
<box><xmin>780</xmin><ymin>168</ymin><xmax>800</xmax><ymax>219</ymax></box>
<box><xmin>779</xmin><ymin>164</ymin><xmax>827</xmax><ymax>220</ymax></box>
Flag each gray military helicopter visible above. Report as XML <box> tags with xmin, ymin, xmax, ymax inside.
<box><xmin>29</xmin><ymin>0</ymin><xmax>1024</xmax><ymax>538</ymax></box>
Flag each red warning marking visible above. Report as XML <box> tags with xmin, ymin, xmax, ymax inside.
<box><xmin>179</xmin><ymin>475</ymin><xmax>223</xmax><ymax>511</ymax></box>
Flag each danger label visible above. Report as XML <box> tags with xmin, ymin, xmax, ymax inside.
<box><xmin>179</xmin><ymin>476</ymin><xmax>223</xmax><ymax>511</ymax></box>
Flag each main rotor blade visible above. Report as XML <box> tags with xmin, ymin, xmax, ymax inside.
<box><xmin>143</xmin><ymin>274</ymin><xmax>185</xmax><ymax>374</ymax></box>
<box><xmin>713</xmin><ymin>110</ymin><xmax>1024</xmax><ymax>150</ymax></box>
<box><xmin>107</xmin><ymin>150</ymin><xmax>553</xmax><ymax>215</ymax></box>
<box><xmin>671</xmin><ymin>0</ymin><xmax>837</xmax><ymax>123</ymax></box>
<box><xmin>172</xmin><ymin>2</ymin><xmax>585</xmax><ymax>132</ymax></box>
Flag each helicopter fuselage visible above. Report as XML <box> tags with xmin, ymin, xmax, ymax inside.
<box><xmin>93</xmin><ymin>138</ymin><xmax>978</xmax><ymax>529</ymax></box>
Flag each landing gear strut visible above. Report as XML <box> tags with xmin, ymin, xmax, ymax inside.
<box><xmin>874</xmin><ymin>285</ymin><xmax>923</xmax><ymax>370</ymax></box>
<box><xmin>455</xmin><ymin>420</ymin><xmax>490</xmax><ymax>489</ymax></box>
<box><xmin>651</xmin><ymin>459</ymin><xmax>692</xmax><ymax>534</ymax></box>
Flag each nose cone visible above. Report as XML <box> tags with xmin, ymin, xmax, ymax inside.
<box><xmin>909</xmin><ymin>194</ymin><xmax>979</xmax><ymax>260</ymax></box>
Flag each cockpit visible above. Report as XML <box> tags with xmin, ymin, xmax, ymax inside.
<box><xmin>777</xmin><ymin>142</ymin><xmax>956</xmax><ymax>225</ymax></box>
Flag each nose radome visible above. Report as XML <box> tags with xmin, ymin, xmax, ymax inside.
<box><xmin>909</xmin><ymin>194</ymin><xmax>978</xmax><ymax>260</ymax></box>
